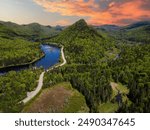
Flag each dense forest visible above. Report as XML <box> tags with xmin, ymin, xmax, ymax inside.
<box><xmin>0</xmin><ymin>37</ymin><xmax>42</xmax><ymax>67</ymax></box>
<box><xmin>44</xmin><ymin>20</ymin><xmax>117</xmax><ymax>112</ymax></box>
<box><xmin>111</xmin><ymin>44</ymin><xmax>150</xmax><ymax>112</ymax></box>
<box><xmin>44</xmin><ymin>19</ymin><xmax>150</xmax><ymax>112</ymax></box>
<box><xmin>0</xmin><ymin>19</ymin><xmax>149</xmax><ymax>112</ymax></box>
<box><xmin>0</xmin><ymin>69</ymin><xmax>42</xmax><ymax>112</ymax></box>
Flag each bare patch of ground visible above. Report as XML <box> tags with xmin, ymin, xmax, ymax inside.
<box><xmin>110</xmin><ymin>82</ymin><xmax>118</xmax><ymax>92</ymax></box>
<box><xmin>24</xmin><ymin>85</ymin><xmax>72</xmax><ymax>112</ymax></box>
<box><xmin>23</xmin><ymin>82</ymin><xmax>89</xmax><ymax>113</ymax></box>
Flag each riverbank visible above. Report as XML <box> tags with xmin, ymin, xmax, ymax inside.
<box><xmin>47</xmin><ymin>46</ymin><xmax>66</xmax><ymax>71</ymax></box>
<box><xmin>0</xmin><ymin>53</ymin><xmax>45</xmax><ymax>72</ymax></box>
<box><xmin>22</xmin><ymin>45</ymin><xmax>66</xmax><ymax>104</ymax></box>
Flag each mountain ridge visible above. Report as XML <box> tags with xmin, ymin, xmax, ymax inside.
<box><xmin>0</xmin><ymin>20</ymin><xmax>62</xmax><ymax>40</ymax></box>
<box><xmin>49</xmin><ymin>19</ymin><xmax>105</xmax><ymax>46</ymax></box>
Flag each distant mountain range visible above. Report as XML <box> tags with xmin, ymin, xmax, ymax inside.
<box><xmin>94</xmin><ymin>25</ymin><xmax>120</xmax><ymax>32</ymax></box>
<box><xmin>0</xmin><ymin>21</ymin><xmax>64</xmax><ymax>41</ymax></box>
<box><xmin>0</xmin><ymin>20</ymin><xmax>150</xmax><ymax>43</ymax></box>
<box><xmin>94</xmin><ymin>21</ymin><xmax>150</xmax><ymax>44</ymax></box>
<box><xmin>123</xmin><ymin>21</ymin><xmax>150</xmax><ymax>30</ymax></box>
<box><xmin>94</xmin><ymin>21</ymin><xmax>150</xmax><ymax>31</ymax></box>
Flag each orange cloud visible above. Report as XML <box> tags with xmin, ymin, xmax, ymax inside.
<box><xmin>109</xmin><ymin>2</ymin><xmax>115</xmax><ymax>7</ymax></box>
<box><xmin>33</xmin><ymin>0</ymin><xmax>98</xmax><ymax>17</ymax></box>
<box><xmin>33</xmin><ymin>0</ymin><xmax>150</xmax><ymax>25</ymax></box>
<box><xmin>89</xmin><ymin>0</ymin><xmax>150</xmax><ymax>25</ymax></box>
<box><xmin>55</xmin><ymin>19</ymin><xmax>70</xmax><ymax>26</ymax></box>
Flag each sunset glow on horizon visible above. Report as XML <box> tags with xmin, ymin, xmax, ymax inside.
<box><xmin>0</xmin><ymin>0</ymin><xmax>150</xmax><ymax>26</ymax></box>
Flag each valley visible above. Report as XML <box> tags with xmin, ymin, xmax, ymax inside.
<box><xmin>0</xmin><ymin>19</ymin><xmax>150</xmax><ymax>113</ymax></box>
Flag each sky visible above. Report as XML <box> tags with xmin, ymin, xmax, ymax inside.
<box><xmin>0</xmin><ymin>0</ymin><xmax>150</xmax><ymax>26</ymax></box>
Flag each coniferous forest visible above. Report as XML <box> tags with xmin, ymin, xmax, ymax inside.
<box><xmin>0</xmin><ymin>19</ymin><xmax>150</xmax><ymax>112</ymax></box>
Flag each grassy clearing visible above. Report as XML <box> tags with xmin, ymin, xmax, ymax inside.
<box><xmin>98</xmin><ymin>102</ymin><xmax>118</xmax><ymax>113</ymax></box>
<box><xmin>111</xmin><ymin>82</ymin><xmax>129</xmax><ymax>99</ymax></box>
<box><xmin>105</xmin><ymin>47</ymin><xmax>120</xmax><ymax>60</ymax></box>
<box><xmin>98</xmin><ymin>82</ymin><xmax>131</xmax><ymax>112</ymax></box>
<box><xmin>23</xmin><ymin>82</ymin><xmax>89</xmax><ymax>113</ymax></box>
<box><xmin>117</xmin><ymin>83</ymin><xmax>129</xmax><ymax>94</ymax></box>
<box><xmin>114</xmin><ymin>82</ymin><xmax>131</xmax><ymax>105</ymax></box>
<box><xmin>63</xmin><ymin>90</ymin><xmax>89</xmax><ymax>113</ymax></box>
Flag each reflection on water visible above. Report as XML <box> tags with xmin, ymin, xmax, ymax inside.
<box><xmin>0</xmin><ymin>44</ymin><xmax>60</xmax><ymax>75</ymax></box>
<box><xmin>35</xmin><ymin>45</ymin><xmax>60</xmax><ymax>70</ymax></box>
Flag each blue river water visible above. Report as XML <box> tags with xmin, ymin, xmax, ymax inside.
<box><xmin>35</xmin><ymin>44</ymin><xmax>60</xmax><ymax>70</ymax></box>
<box><xmin>0</xmin><ymin>44</ymin><xmax>60</xmax><ymax>75</ymax></box>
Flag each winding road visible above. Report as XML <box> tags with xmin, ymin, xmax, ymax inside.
<box><xmin>22</xmin><ymin>46</ymin><xmax>66</xmax><ymax>104</ymax></box>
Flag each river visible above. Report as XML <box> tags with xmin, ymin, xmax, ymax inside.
<box><xmin>0</xmin><ymin>44</ymin><xmax>61</xmax><ymax>75</ymax></box>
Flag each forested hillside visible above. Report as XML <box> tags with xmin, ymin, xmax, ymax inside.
<box><xmin>0</xmin><ymin>21</ymin><xmax>62</xmax><ymax>41</ymax></box>
<box><xmin>44</xmin><ymin>19</ymin><xmax>119</xmax><ymax>112</ymax></box>
<box><xmin>97</xmin><ymin>21</ymin><xmax>150</xmax><ymax>44</ymax></box>
<box><xmin>0</xmin><ymin>69</ymin><xmax>42</xmax><ymax>112</ymax></box>
<box><xmin>0</xmin><ymin>37</ymin><xmax>42</xmax><ymax>67</ymax></box>
<box><xmin>110</xmin><ymin>44</ymin><xmax>150</xmax><ymax>112</ymax></box>
<box><xmin>0</xmin><ymin>20</ymin><xmax>62</xmax><ymax>68</ymax></box>
<box><xmin>0</xmin><ymin>21</ymin><xmax>47</xmax><ymax>112</ymax></box>
<box><xmin>0</xmin><ymin>19</ymin><xmax>149</xmax><ymax>113</ymax></box>
<box><xmin>44</xmin><ymin>19</ymin><xmax>150</xmax><ymax>112</ymax></box>
<box><xmin>49</xmin><ymin>19</ymin><xmax>116</xmax><ymax>64</ymax></box>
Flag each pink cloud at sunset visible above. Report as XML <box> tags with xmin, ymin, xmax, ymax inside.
<box><xmin>55</xmin><ymin>19</ymin><xmax>70</xmax><ymax>26</ymax></box>
<box><xmin>33</xmin><ymin>0</ymin><xmax>150</xmax><ymax>25</ymax></box>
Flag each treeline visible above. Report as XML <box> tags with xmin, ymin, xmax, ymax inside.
<box><xmin>0</xmin><ymin>69</ymin><xmax>42</xmax><ymax>112</ymax></box>
<box><xmin>0</xmin><ymin>37</ymin><xmax>42</xmax><ymax>67</ymax></box>
<box><xmin>44</xmin><ymin>63</ymin><xmax>112</xmax><ymax>112</ymax></box>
